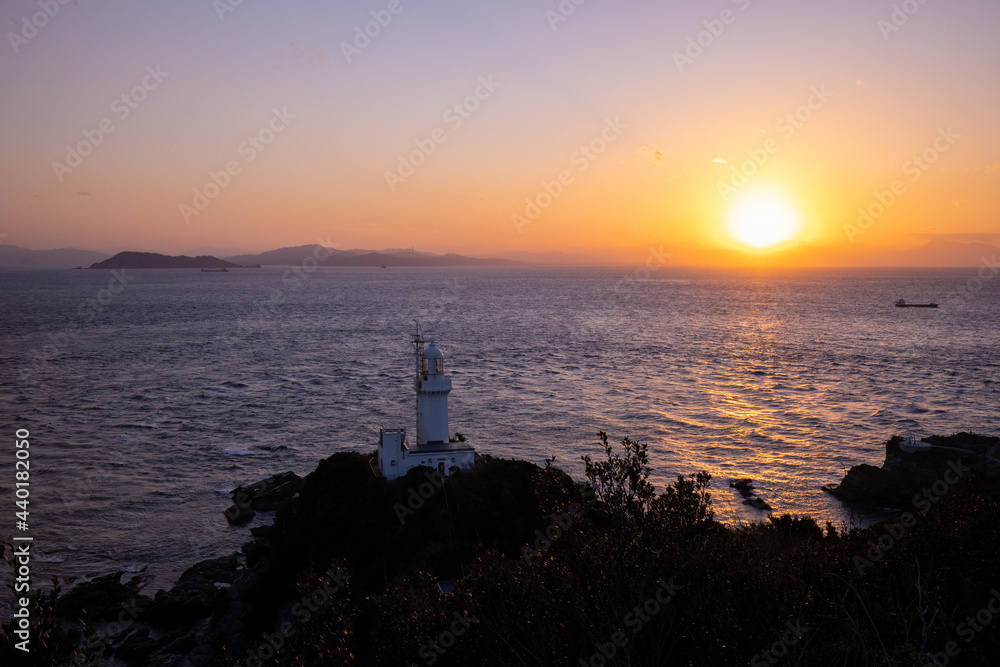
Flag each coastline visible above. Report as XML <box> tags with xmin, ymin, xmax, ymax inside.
<box><xmin>5</xmin><ymin>431</ymin><xmax>999</xmax><ymax>665</ymax></box>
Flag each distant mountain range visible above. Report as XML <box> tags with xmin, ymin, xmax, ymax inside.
<box><xmin>896</xmin><ymin>239</ymin><xmax>999</xmax><ymax>267</ymax></box>
<box><xmin>491</xmin><ymin>250</ymin><xmax>602</xmax><ymax>266</ymax></box>
<box><xmin>0</xmin><ymin>245</ymin><xmax>111</xmax><ymax>268</ymax></box>
<box><xmin>224</xmin><ymin>245</ymin><xmax>520</xmax><ymax>267</ymax></box>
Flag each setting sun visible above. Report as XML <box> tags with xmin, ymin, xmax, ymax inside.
<box><xmin>726</xmin><ymin>190</ymin><xmax>801</xmax><ymax>249</ymax></box>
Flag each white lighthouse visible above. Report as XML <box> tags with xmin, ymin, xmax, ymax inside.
<box><xmin>377</xmin><ymin>331</ymin><xmax>475</xmax><ymax>480</ymax></box>
<box><xmin>417</xmin><ymin>342</ymin><xmax>450</xmax><ymax>445</ymax></box>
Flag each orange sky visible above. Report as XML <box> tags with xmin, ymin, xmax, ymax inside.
<box><xmin>1</xmin><ymin>1</ymin><xmax>998</xmax><ymax>265</ymax></box>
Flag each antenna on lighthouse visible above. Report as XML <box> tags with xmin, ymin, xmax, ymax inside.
<box><xmin>412</xmin><ymin>320</ymin><xmax>424</xmax><ymax>437</ymax></box>
<box><xmin>412</xmin><ymin>320</ymin><xmax>426</xmax><ymax>370</ymax></box>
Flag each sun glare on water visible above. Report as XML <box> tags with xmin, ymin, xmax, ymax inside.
<box><xmin>726</xmin><ymin>190</ymin><xmax>801</xmax><ymax>249</ymax></box>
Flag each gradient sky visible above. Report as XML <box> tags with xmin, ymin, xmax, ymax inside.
<box><xmin>1</xmin><ymin>0</ymin><xmax>998</xmax><ymax>264</ymax></box>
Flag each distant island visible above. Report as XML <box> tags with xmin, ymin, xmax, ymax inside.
<box><xmin>89</xmin><ymin>252</ymin><xmax>245</xmax><ymax>270</ymax></box>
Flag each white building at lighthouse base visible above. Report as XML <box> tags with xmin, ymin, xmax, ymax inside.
<box><xmin>378</xmin><ymin>427</ymin><xmax>475</xmax><ymax>480</ymax></box>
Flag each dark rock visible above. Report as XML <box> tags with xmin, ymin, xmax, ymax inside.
<box><xmin>242</xmin><ymin>539</ymin><xmax>270</xmax><ymax>567</ymax></box>
<box><xmin>233</xmin><ymin>471</ymin><xmax>304</xmax><ymax>512</ymax></box>
<box><xmin>742</xmin><ymin>497</ymin><xmax>771</xmax><ymax>511</ymax></box>
<box><xmin>142</xmin><ymin>574</ymin><xmax>223</xmax><ymax>625</ymax></box>
<box><xmin>115</xmin><ymin>627</ymin><xmax>161</xmax><ymax>664</ymax></box>
<box><xmin>250</xmin><ymin>525</ymin><xmax>273</xmax><ymax>540</ymax></box>
<box><xmin>183</xmin><ymin>617</ymin><xmax>224</xmax><ymax>667</ymax></box>
<box><xmin>730</xmin><ymin>479</ymin><xmax>755</xmax><ymax>498</ymax></box>
<box><xmin>143</xmin><ymin>651</ymin><xmax>196</xmax><ymax>667</ymax></box>
<box><xmin>53</xmin><ymin>571</ymin><xmax>147</xmax><ymax>621</ymax></box>
<box><xmin>824</xmin><ymin>432</ymin><xmax>1000</xmax><ymax>508</ymax></box>
<box><xmin>225</xmin><ymin>499</ymin><xmax>255</xmax><ymax>526</ymax></box>
<box><xmin>160</xmin><ymin>631</ymin><xmax>197</xmax><ymax>655</ymax></box>
<box><xmin>179</xmin><ymin>554</ymin><xmax>240</xmax><ymax>585</ymax></box>
<box><xmin>140</xmin><ymin>555</ymin><xmax>241</xmax><ymax>625</ymax></box>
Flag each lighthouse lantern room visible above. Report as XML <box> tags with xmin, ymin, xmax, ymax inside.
<box><xmin>377</xmin><ymin>331</ymin><xmax>475</xmax><ymax>480</ymax></box>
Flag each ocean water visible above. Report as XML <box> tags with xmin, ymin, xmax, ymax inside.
<box><xmin>1</xmin><ymin>265</ymin><xmax>998</xmax><ymax>605</ymax></box>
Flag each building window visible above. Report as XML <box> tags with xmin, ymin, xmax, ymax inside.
<box><xmin>438</xmin><ymin>461</ymin><xmax>445</xmax><ymax>474</ymax></box>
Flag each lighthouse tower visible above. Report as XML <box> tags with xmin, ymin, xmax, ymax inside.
<box><xmin>416</xmin><ymin>342</ymin><xmax>451</xmax><ymax>445</ymax></box>
<box><xmin>376</xmin><ymin>332</ymin><xmax>475</xmax><ymax>480</ymax></box>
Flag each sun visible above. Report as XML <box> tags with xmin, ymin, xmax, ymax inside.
<box><xmin>726</xmin><ymin>190</ymin><xmax>801</xmax><ymax>249</ymax></box>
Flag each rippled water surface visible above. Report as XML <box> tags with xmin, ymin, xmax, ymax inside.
<box><xmin>1</xmin><ymin>266</ymin><xmax>998</xmax><ymax>602</ymax></box>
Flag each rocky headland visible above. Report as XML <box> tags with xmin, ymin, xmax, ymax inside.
<box><xmin>823</xmin><ymin>432</ymin><xmax>1000</xmax><ymax>508</ymax></box>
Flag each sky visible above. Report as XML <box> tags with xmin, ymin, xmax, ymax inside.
<box><xmin>1</xmin><ymin>0</ymin><xmax>998</xmax><ymax>265</ymax></box>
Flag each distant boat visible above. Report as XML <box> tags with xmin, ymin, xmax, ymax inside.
<box><xmin>895</xmin><ymin>299</ymin><xmax>937</xmax><ymax>308</ymax></box>
<box><xmin>201</xmin><ymin>268</ymin><xmax>229</xmax><ymax>273</ymax></box>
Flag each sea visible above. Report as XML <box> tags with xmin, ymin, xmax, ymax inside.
<box><xmin>1</xmin><ymin>265</ymin><xmax>998</xmax><ymax>610</ymax></box>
